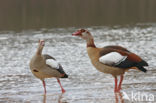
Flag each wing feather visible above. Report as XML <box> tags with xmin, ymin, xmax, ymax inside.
<box><xmin>46</xmin><ymin>59</ymin><xmax>59</xmax><ymax>69</ymax></box>
<box><xmin>43</xmin><ymin>54</ymin><xmax>66</xmax><ymax>74</ymax></box>
<box><xmin>99</xmin><ymin>46</ymin><xmax>148</xmax><ymax>72</ymax></box>
<box><xmin>99</xmin><ymin>52</ymin><xmax>127</xmax><ymax>65</ymax></box>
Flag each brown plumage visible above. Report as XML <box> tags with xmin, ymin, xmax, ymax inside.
<box><xmin>29</xmin><ymin>40</ymin><xmax>68</xmax><ymax>94</ymax></box>
<box><xmin>72</xmin><ymin>29</ymin><xmax>148</xmax><ymax>92</ymax></box>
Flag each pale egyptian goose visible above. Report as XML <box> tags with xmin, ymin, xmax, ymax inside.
<box><xmin>29</xmin><ymin>40</ymin><xmax>68</xmax><ymax>94</ymax></box>
<box><xmin>72</xmin><ymin>29</ymin><xmax>148</xmax><ymax>92</ymax></box>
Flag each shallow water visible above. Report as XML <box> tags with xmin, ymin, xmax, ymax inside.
<box><xmin>0</xmin><ymin>24</ymin><xmax>156</xmax><ymax>103</ymax></box>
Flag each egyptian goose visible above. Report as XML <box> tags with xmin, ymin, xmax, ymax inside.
<box><xmin>72</xmin><ymin>29</ymin><xmax>148</xmax><ymax>92</ymax></box>
<box><xmin>29</xmin><ymin>40</ymin><xmax>68</xmax><ymax>94</ymax></box>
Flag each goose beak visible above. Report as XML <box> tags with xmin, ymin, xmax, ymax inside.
<box><xmin>72</xmin><ymin>30</ymin><xmax>82</xmax><ymax>36</ymax></box>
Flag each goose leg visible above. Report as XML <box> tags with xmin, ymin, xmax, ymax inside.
<box><xmin>42</xmin><ymin>80</ymin><xmax>47</xmax><ymax>94</ymax></box>
<box><xmin>118</xmin><ymin>75</ymin><xmax>124</xmax><ymax>91</ymax></box>
<box><xmin>114</xmin><ymin>76</ymin><xmax>118</xmax><ymax>93</ymax></box>
<box><xmin>56</xmin><ymin>78</ymin><xmax>65</xmax><ymax>93</ymax></box>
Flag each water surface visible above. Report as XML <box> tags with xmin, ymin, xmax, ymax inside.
<box><xmin>0</xmin><ymin>24</ymin><xmax>156</xmax><ymax>103</ymax></box>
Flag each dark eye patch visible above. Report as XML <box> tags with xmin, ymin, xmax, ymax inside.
<box><xmin>33</xmin><ymin>69</ymin><xmax>39</xmax><ymax>72</ymax></box>
<box><xmin>80</xmin><ymin>29</ymin><xmax>85</xmax><ymax>32</ymax></box>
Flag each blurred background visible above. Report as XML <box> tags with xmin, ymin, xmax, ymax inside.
<box><xmin>0</xmin><ymin>0</ymin><xmax>156</xmax><ymax>31</ymax></box>
<box><xmin>0</xmin><ymin>0</ymin><xmax>156</xmax><ymax>103</ymax></box>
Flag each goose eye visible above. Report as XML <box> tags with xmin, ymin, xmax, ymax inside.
<box><xmin>80</xmin><ymin>29</ymin><xmax>85</xmax><ymax>32</ymax></box>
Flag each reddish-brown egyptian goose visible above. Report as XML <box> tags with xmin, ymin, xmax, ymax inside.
<box><xmin>29</xmin><ymin>40</ymin><xmax>68</xmax><ymax>94</ymax></box>
<box><xmin>72</xmin><ymin>29</ymin><xmax>148</xmax><ymax>92</ymax></box>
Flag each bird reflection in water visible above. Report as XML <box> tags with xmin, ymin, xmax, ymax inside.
<box><xmin>43</xmin><ymin>94</ymin><xmax>46</xmax><ymax>103</ymax></box>
<box><xmin>42</xmin><ymin>93</ymin><xmax>68</xmax><ymax>103</ymax></box>
<box><xmin>115</xmin><ymin>92</ymin><xmax>124</xmax><ymax>103</ymax></box>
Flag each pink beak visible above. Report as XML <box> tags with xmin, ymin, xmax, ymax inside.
<box><xmin>72</xmin><ymin>31</ymin><xmax>82</xmax><ymax>36</ymax></box>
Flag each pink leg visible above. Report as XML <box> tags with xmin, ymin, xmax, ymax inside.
<box><xmin>118</xmin><ymin>75</ymin><xmax>124</xmax><ymax>92</ymax></box>
<box><xmin>42</xmin><ymin>80</ymin><xmax>46</xmax><ymax>94</ymax></box>
<box><xmin>114</xmin><ymin>76</ymin><xmax>118</xmax><ymax>93</ymax></box>
<box><xmin>56</xmin><ymin>78</ymin><xmax>65</xmax><ymax>93</ymax></box>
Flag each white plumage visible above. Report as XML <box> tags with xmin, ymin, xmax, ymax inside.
<box><xmin>46</xmin><ymin>59</ymin><xmax>59</xmax><ymax>69</ymax></box>
<box><xmin>99</xmin><ymin>52</ymin><xmax>127</xmax><ymax>65</ymax></box>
